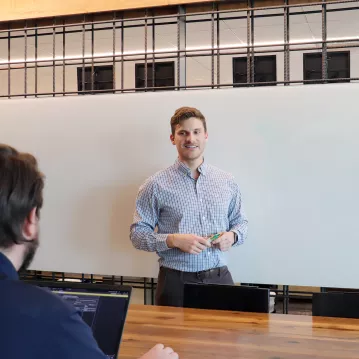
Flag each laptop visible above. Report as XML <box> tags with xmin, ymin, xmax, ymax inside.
<box><xmin>27</xmin><ymin>280</ymin><xmax>132</xmax><ymax>359</ymax></box>
<box><xmin>183</xmin><ymin>282</ymin><xmax>269</xmax><ymax>313</ymax></box>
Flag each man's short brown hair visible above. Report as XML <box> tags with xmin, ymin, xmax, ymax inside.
<box><xmin>0</xmin><ymin>144</ymin><xmax>44</xmax><ymax>249</ymax></box>
<box><xmin>170</xmin><ymin>107</ymin><xmax>207</xmax><ymax>136</ymax></box>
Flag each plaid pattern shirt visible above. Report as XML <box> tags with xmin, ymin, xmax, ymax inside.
<box><xmin>130</xmin><ymin>159</ymin><xmax>248</xmax><ymax>272</ymax></box>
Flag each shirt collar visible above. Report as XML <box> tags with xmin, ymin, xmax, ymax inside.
<box><xmin>0</xmin><ymin>252</ymin><xmax>19</xmax><ymax>280</ymax></box>
<box><xmin>174</xmin><ymin>158</ymin><xmax>208</xmax><ymax>176</ymax></box>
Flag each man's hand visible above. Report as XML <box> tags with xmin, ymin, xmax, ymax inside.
<box><xmin>167</xmin><ymin>234</ymin><xmax>211</xmax><ymax>254</ymax></box>
<box><xmin>140</xmin><ymin>343</ymin><xmax>179</xmax><ymax>359</ymax></box>
<box><xmin>211</xmin><ymin>232</ymin><xmax>235</xmax><ymax>252</ymax></box>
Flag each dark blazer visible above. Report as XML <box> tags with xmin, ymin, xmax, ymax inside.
<box><xmin>0</xmin><ymin>253</ymin><xmax>106</xmax><ymax>359</ymax></box>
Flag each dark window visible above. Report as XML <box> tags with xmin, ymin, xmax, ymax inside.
<box><xmin>233</xmin><ymin>55</ymin><xmax>277</xmax><ymax>86</ymax></box>
<box><xmin>135</xmin><ymin>62</ymin><xmax>175</xmax><ymax>90</ymax></box>
<box><xmin>303</xmin><ymin>51</ymin><xmax>350</xmax><ymax>84</ymax></box>
<box><xmin>77</xmin><ymin>65</ymin><xmax>114</xmax><ymax>94</ymax></box>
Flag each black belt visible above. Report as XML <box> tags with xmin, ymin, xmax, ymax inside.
<box><xmin>162</xmin><ymin>265</ymin><xmax>227</xmax><ymax>275</ymax></box>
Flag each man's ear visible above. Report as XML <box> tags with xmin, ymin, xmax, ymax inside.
<box><xmin>170</xmin><ymin>134</ymin><xmax>175</xmax><ymax>145</ymax></box>
<box><xmin>22</xmin><ymin>208</ymin><xmax>38</xmax><ymax>241</ymax></box>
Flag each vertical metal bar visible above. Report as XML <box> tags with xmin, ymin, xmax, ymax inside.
<box><xmin>63</xmin><ymin>20</ymin><xmax>66</xmax><ymax>96</ymax></box>
<box><xmin>216</xmin><ymin>5</ymin><xmax>220</xmax><ymax>88</ymax></box>
<box><xmin>250</xmin><ymin>0</ymin><xmax>255</xmax><ymax>85</ymax></box>
<box><xmin>178</xmin><ymin>5</ymin><xmax>186</xmax><ymax>89</ymax></box>
<box><xmin>144</xmin><ymin>9</ymin><xmax>148</xmax><ymax>90</ymax></box>
<box><xmin>8</xmin><ymin>23</ymin><xmax>11</xmax><ymax>98</ymax></box>
<box><xmin>35</xmin><ymin>23</ymin><xmax>38</xmax><ymax>97</ymax></box>
<box><xmin>322</xmin><ymin>0</ymin><xmax>328</xmax><ymax>82</ymax></box>
<box><xmin>152</xmin><ymin>10</ymin><xmax>156</xmax><ymax>91</ymax></box>
<box><xmin>177</xmin><ymin>7</ymin><xmax>180</xmax><ymax>90</ymax></box>
<box><xmin>91</xmin><ymin>19</ymin><xmax>95</xmax><ymax>93</ymax></box>
<box><xmin>24</xmin><ymin>21</ymin><xmax>28</xmax><ymax>98</ymax></box>
<box><xmin>90</xmin><ymin>274</ymin><xmax>94</xmax><ymax>283</ymax></box>
<box><xmin>52</xmin><ymin>18</ymin><xmax>56</xmax><ymax>97</ymax></box>
<box><xmin>113</xmin><ymin>11</ymin><xmax>116</xmax><ymax>93</ymax></box>
<box><xmin>283</xmin><ymin>285</ymin><xmax>289</xmax><ymax>314</ymax></box>
<box><xmin>246</xmin><ymin>1</ymin><xmax>251</xmax><ymax>85</ymax></box>
<box><xmin>81</xmin><ymin>273</ymin><xmax>85</xmax><ymax>282</ymax></box>
<box><xmin>151</xmin><ymin>278</ymin><xmax>155</xmax><ymax>305</ymax></box>
<box><xmin>284</xmin><ymin>0</ymin><xmax>290</xmax><ymax>86</ymax></box>
<box><xmin>120</xmin><ymin>276</ymin><xmax>123</xmax><ymax>285</ymax></box>
<box><xmin>211</xmin><ymin>4</ymin><xmax>215</xmax><ymax>88</ymax></box>
<box><xmin>144</xmin><ymin>278</ymin><xmax>147</xmax><ymax>305</ymax></box>
<box><xmin>121</xmin><ymin>13</ymin><xmax>124</xmax><ymax>92</ymax></box>
<box><xmin>82</xmin><ymin>15</ymin><xmax>86</xmax><ymax>94</ymax></box>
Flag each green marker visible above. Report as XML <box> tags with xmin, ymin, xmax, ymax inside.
<box><xmin>208</xmin><ymin>233</ymin><xmax>221</xmax><ymax>243</ymax></box>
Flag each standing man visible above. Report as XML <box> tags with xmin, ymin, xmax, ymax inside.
<box><xmin>130</xmin><ymin>107</ymin><xmax>248</xmax><ymax>307</ymax></box>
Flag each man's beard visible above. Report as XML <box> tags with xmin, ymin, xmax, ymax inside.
<box><xmin>18</xmin><ymin>237</ymin><xmax>39</xmax><ymax>273</ymax></box>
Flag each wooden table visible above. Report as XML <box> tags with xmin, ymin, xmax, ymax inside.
<box><xmin>119</xmin><ymin>304</ymin><xmax>359</xmax><ymax>359</ymax></box>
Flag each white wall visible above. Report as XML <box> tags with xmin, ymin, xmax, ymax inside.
<box><xmin>0</xmin><ymin>4</ymin><xmax>359</xmax><ymax>96</ymax></box>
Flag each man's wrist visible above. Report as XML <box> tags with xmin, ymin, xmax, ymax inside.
<box><xmin>166</xmin><ymin>234</ymin><xmax>176</xmax><ymax>248</ymax></box>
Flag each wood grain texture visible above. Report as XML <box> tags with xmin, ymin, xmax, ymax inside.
<box><xmin>0</xmin><ymin>0</ymin><xmax>339</xmax><ymax>22</ymax></box>
<box><xmin>120</xmin><ymin>304</ymin><xmax>359</xmax><ymax>359</ymax></box>
<box><xmin>0</xmin><ymin>0</ymin><xmax>213</xmax><ymax>22</ymax></box>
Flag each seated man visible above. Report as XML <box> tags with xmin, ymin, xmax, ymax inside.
<box><xmin>0</xmin><ymin>144</ymin><xmax>178</xmax><ymax>359</ymax></box>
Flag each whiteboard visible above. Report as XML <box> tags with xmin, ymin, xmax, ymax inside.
<box><xmin>1</xmin><ymin>83</ymin><xmax>358</xmax><ymax>288</ymax></box>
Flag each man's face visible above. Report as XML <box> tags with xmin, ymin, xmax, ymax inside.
<box><xmin>170</xmin><ymin>117</ymin><xmax>208</xmax><ymax>162</ymax></box>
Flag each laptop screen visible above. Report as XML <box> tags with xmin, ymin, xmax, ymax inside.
<box><xmin>29</xmin><ymin>281</ymin><xmax>131</xmax><ymax>359</ymax></box>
